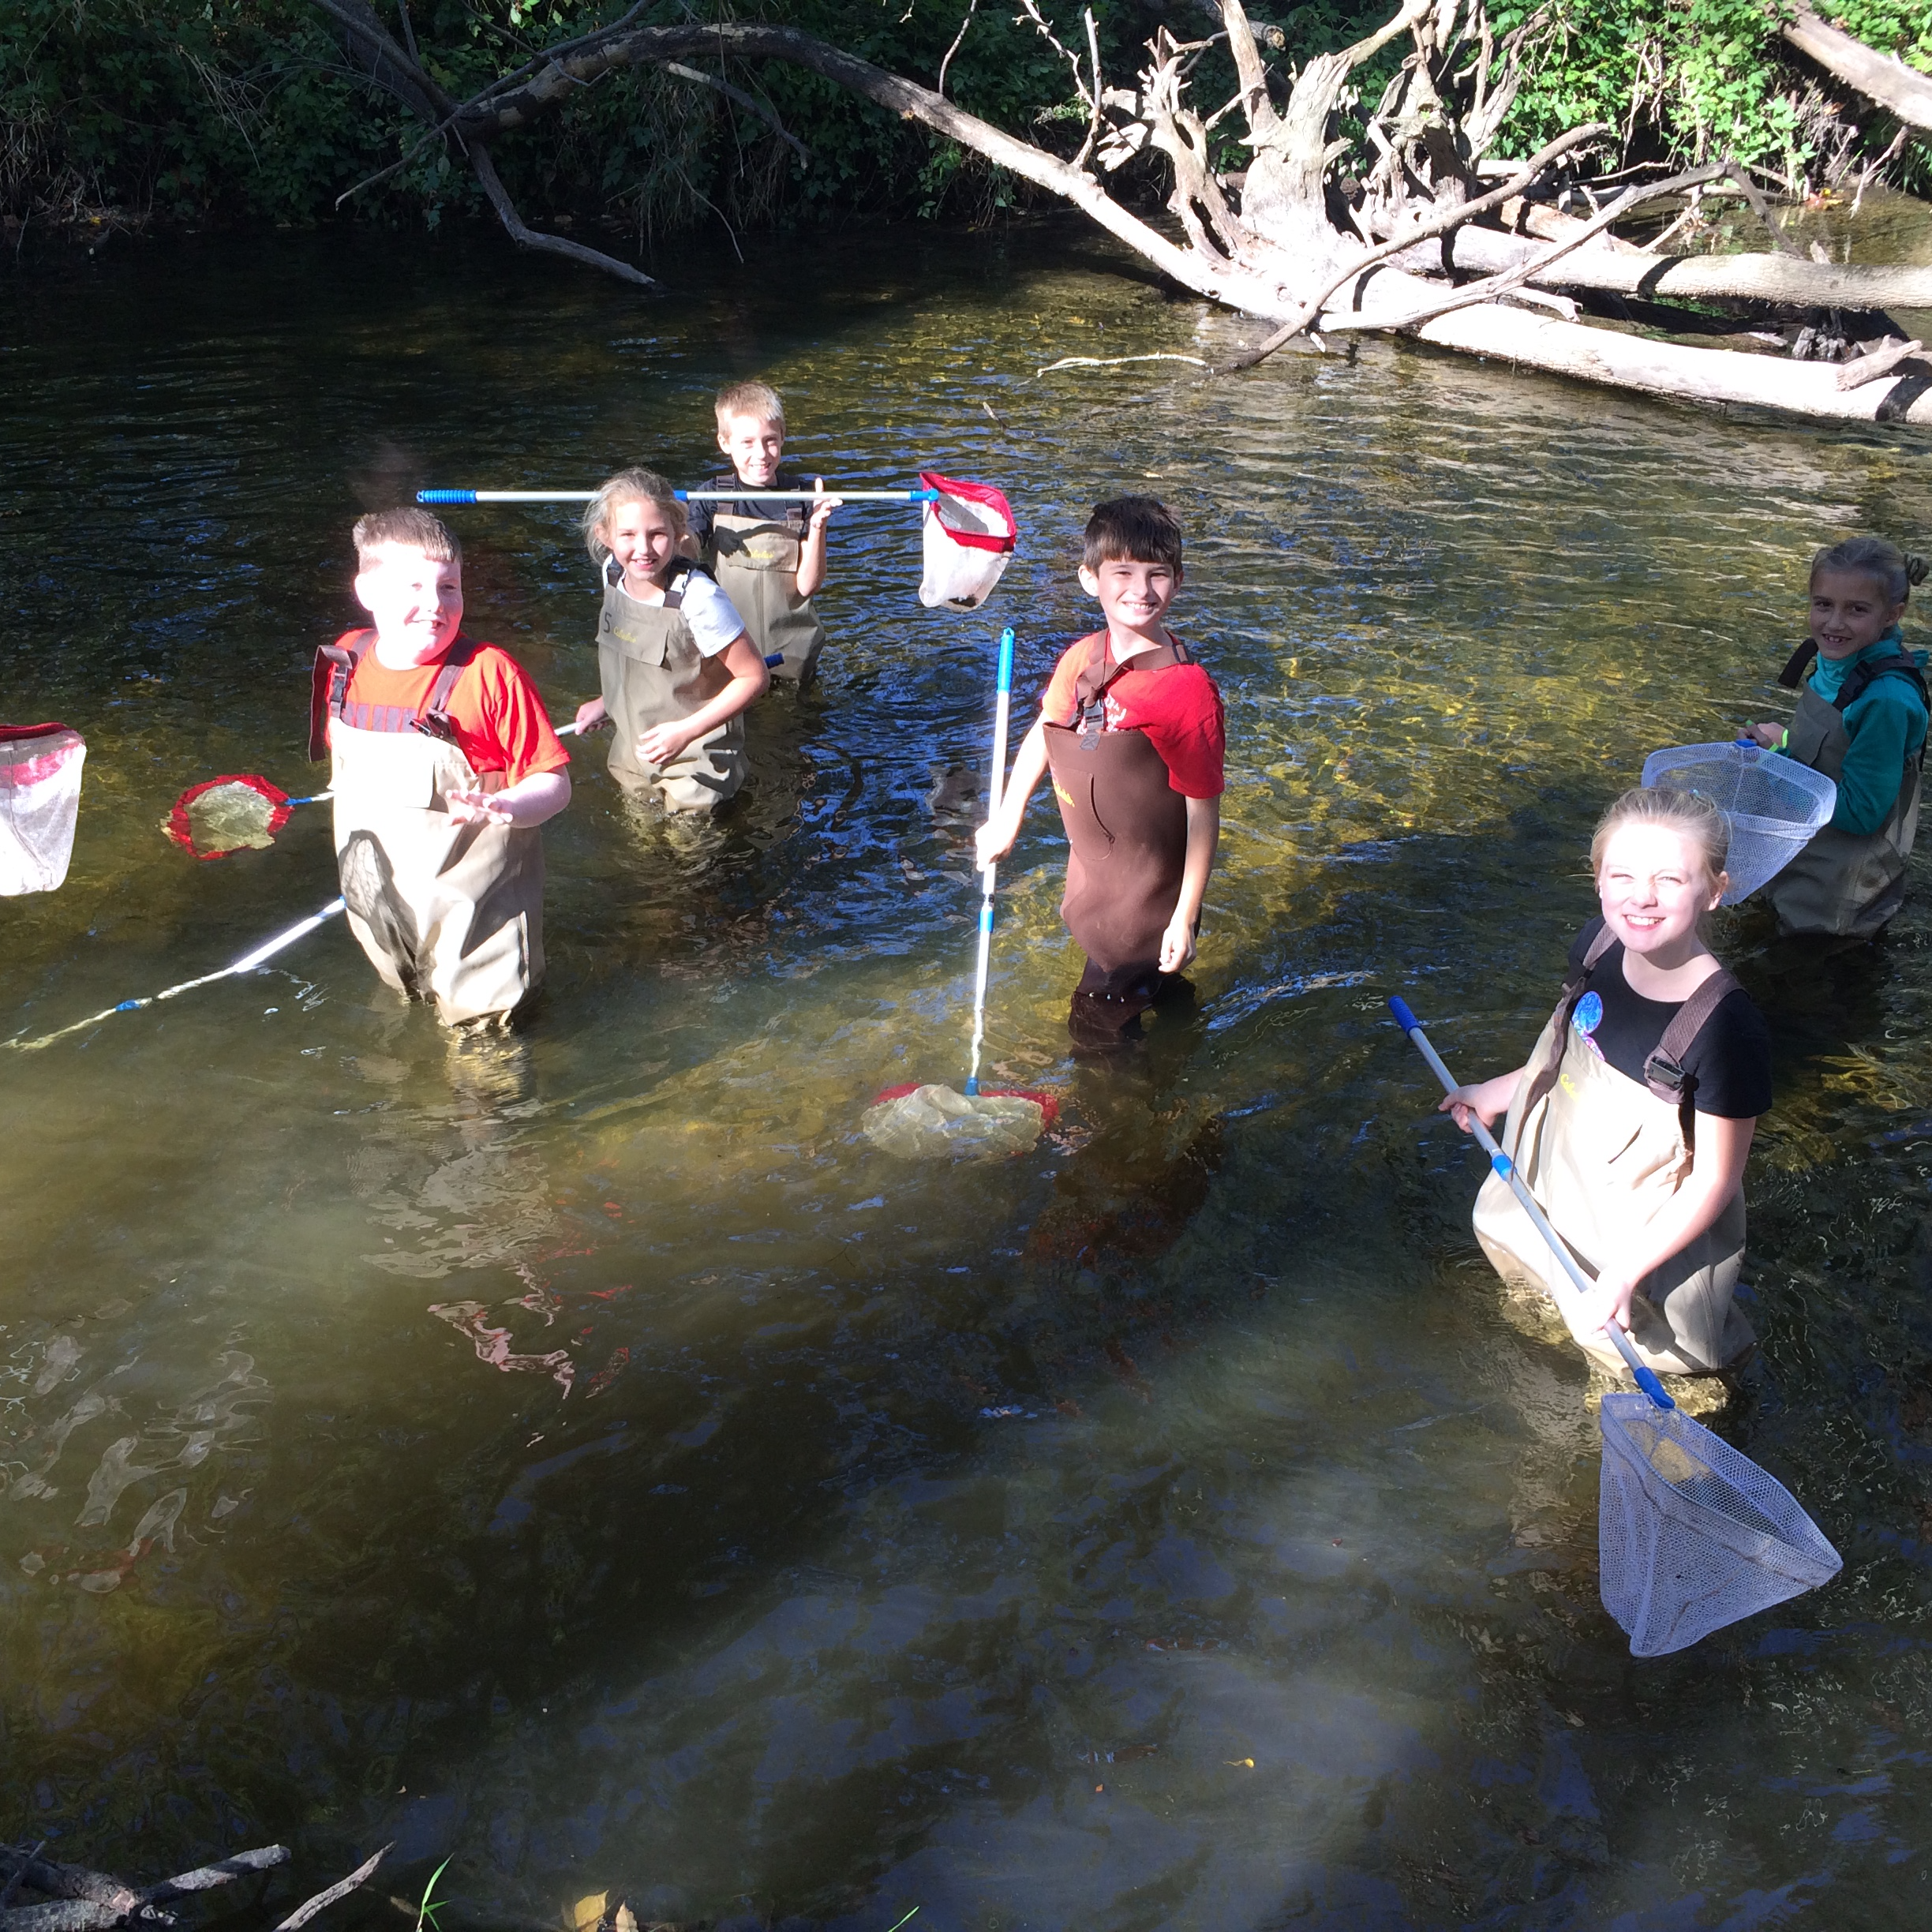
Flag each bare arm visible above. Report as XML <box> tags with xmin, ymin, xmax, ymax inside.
<box><xmin>793</xmin><ymin>480</ymin><xmax>840</xmax><ymax>600</ymax></box>
<box><xmin>974</xmin><ymin>718</ymin><xmax>1050</xmax><ymax>867</ymax></box>
<box><xmin>1159</xmin><ymin>794</ymin><xmax>1219</xmax><ymax>972</ymax></box>
<box><xmin>636</xmin><ymin>633</ymin><xmax>769</xmax><ymax>767</ymax></box>
<box><xmin>1439</xmin><ymin>1068</ymin><xmax>1528</xmax><ymax>1134</ymax></box>
<box><xmin>447</xmin><ymin>768</ymin><xmax>571</xmax><ymax>828</ymax></box>
<box><xmin>1589</xmin><ymin>1112</ymin><xmax>1755</xmax><ymax>1335</ymax></box>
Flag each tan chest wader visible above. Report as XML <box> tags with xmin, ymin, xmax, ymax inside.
<box><xmin>597</xmin><ymin>564</ymin><xmax>747</xmax><ymax>811</ymax></box>
<box><xmin>1764</xmin><ymin>639</ymin><xmax>1927</xmax><ymax>938</ymax></box>
<box><xmin>1472</xmin><ymin>928</ymin><xmax>1756</xmax><ymax>1376</ymax></box>
<box><xmin>310</xmin><ymin>631</ymin><xmax>543</xmax><ymax>1027</ymax></box>
<box><xmin>707</xmin><ymin>499</ymin><xmax>826</xmax><ymax>686</ymax></box>
<box><xmin>1042</xmin><ymin>633</ymin><xmax>1193</xmax><ymax>974</ymax></box>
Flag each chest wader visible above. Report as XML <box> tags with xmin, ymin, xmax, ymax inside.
<box><xmin>1764</xmin><ymin>641</ymin><xmax>1927</xmax><ymax>938</ymax></box>
<box><xmin>312</xmin><ymin>631</ymin><xmax>544</xmax><ymax>1028</ymax></box>
<box><xmin>1043</xmin><ymin>633</ymin><xmax>1193</xmax><ymax>1037</ymax></box>
<box><xmin>708</xmin><ymin>507</ymin><xmax>826</xmax><ymax>686</ymax></box>
<box><xmin>1472</xmin><ymin>929</ymin><xmax>1755</xmax><ymax>1376</ymax></box>
<box><xmin>597</xmin><ymin>568</ymin><xmax>747</xmax><ymax>812</ymax></box>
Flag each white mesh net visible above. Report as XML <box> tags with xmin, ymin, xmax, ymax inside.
<box><xmin>1641</xmin><ymin>741</ymin><xmax>1837</xmax><ymax>904</ymax></box>
<box><xmin>918</xmin><ymin>472</ymin><xmax>1017</xmax><ymax>611</ymax></box>
<box><xmin>1597</xmin><ymin>1393</ymin><xmax>1842</xmax><ymax>1656</ymax></box>
<box><xmin>862</xmin><ymin>1084</ymin><xmax>1046</xmax><ymax>1161</ymax></box>
<box><xmin>0</xmin><ymin>725</ymin><xmax>86</xmax><ymax>897</ymax></box>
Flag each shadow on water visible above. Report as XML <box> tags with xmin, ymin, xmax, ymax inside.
<box><xmin>5</xmin><ymin>217</ymin><xmax>1932</xmax><ymax>1926</ymax></box>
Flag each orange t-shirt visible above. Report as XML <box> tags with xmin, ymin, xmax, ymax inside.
<box><xmin>335</xmin><ymin>634</ymin><xmax>570</xmax><ymax>785</ymax></box>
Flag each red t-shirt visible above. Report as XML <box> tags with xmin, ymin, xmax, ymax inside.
<box><xmin>1040</xmin><ymin>631</ymin><xmax>1226</xmax><ymax>799</ymax></box>
<box><xmin>334</xmin><ymin>634</ymin><xmax>570</xmax><ymax>785</ymax></box>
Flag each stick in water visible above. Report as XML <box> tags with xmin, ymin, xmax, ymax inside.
<box><xmin>1387</xmin><ymin>994</ymin><xmax>1676</xmax><ymax>1410</ymax></box>
<box><xmin>964</xmin><ymin>627</ymin><xmax>1017</xmax><ymax>1097</ymax></box>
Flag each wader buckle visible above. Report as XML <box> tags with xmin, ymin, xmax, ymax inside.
<box><xmin>410</xmin><ymin>709</ymin><xmax>462</xmax><ymax>747</ymax></box>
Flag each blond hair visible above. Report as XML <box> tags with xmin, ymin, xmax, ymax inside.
<box><xmin>580</xmin><ymin>467</ymin><xmax>687</xmax><ymax>562</ymax></box>
<box><xmin>1591</xmin><ymin>786</ymin><xmax>1729</xmax><ymax>894</ymax></box>
<box><xmin>352</xmin><ymin>507</ymin><xmax>460</xmax><ymax>569</ymax></box>
<box><xmin>1810</xmin><ymin>535</ymin><xmax>1928</xmax><ymax>609</ymax></box>
<box><xmin>714</xmin><ymin>380</ymin><xmax>784</xmax><ymax>431</ymax></box>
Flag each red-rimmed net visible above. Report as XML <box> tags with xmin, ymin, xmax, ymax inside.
<box><xmin>864</xmin><ymin>1082</ymin><xmax>1058</xmax><ymax>1160</ymax></box>
<box><xmin>918</xmin><ymin>471</ymin><xmax>1017</xmax><ymax>611</ymax></box>
<box><xmin>2</xmin><ymin>722</ymin><xmax>87</xmax><ymax>896</ymax></box>
<box><xmin>165</xmin><ymin>773</ymin><xmax>293</xmax><ymax>859</ymax></box>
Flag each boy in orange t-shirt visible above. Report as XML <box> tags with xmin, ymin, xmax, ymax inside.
<box><xmin>976</xmin><ymin>496</ymin><xmax>1224</xmax><ymax>1047</ymax></box>
<box><xmin>311</xmin><ymin>507</ymin><xmax>571</xmax><ymax>1027</ymax></box>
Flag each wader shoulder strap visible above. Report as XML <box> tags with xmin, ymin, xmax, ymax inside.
<box><xmin>1777</xmin><ymin>640</ymin><xmax>1818</xmax><ymax>691</ymax></box>
<box><xmin>309</xmin><ymin>630</ymin><xmax>376</xmax><ymax>762</ymax></box>
<box><xmin>412</xmin><ymin>635</ymin><xmax>485</xmax><ymax>745</ymax></box>
<box><xmin>1518</xmin><ymin>923</ymin><xmax>1621</xmax><ymax>1121</ymax></box>
<box><xmin>1643</xmin><ymin>967</ymin><xmax>1743</xmax><ymax>1145</ymax></box>
<box><xmin>659</xmin><ymin>558</ymin><xmax>714</xmax><ymax>612</ymax></box>
<box><xmin>1837</xmin><ymin>650</ymin><xmax>1930</xmax><ymax>719</ymax></box>
<box><xmin>1071</xmin><ymin>631</ymin><xmax>1195</xmax><ymax>735</ymax></box>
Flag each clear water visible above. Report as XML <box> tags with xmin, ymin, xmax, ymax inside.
<box><xmin>5</xmin><ymin>219</ymin><xmax>1932</xmax><ymax>1928</ymax></box>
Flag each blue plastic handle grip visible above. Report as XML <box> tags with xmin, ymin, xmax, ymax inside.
<box><xmin>763</xmin><ymin>652</ymin><xmax>785</xmax><ymax>668</ymax></box>
<box><xmin>995</xmin><ymin>626</ymin><xmax>1015</xmax><ymax>696</ymax></box>
<box><xmin>1387</xmin><ymin>994</ymin><xmax>1420</xmax><ymax>1034</ymax></box>
<box><xmin>1634</xmin><ymin>1365</ymin><xmax>1673</xmax><ymax>1406</ymax></box>
<box><xmin>416</xmin><ymin>489</ymin><xmax>476</xmax><ymax>504</ymax></box>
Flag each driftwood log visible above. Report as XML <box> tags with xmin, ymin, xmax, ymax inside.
<box><xmin>1784</xmin><ymin>11</ymin><xmax>1932</xmax><ymax>134</ymax></box>
<box><xmin>0</xmin><ymin>1844</ymin><xmax>385</xmax><ymax>1932</ymax></box>
<box><xmin>304</xmin><ymin>0</ymin><xmax>1932</xmax><ymax>429</ymax></box>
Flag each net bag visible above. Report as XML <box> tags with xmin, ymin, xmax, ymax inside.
<box><xmin>165</xmin><ymin>774</ymin><xmax>292</xmax><ymax>859</ymax></box>
<box><xmin>919</xmin><ymin>471</ymin><xmax>1017</xmax><ymax>611</ymax></box>
<box><xmin>863</xmin><ymin>1082</ymin><xmax>1056</xmax><ymax>1161</ymax></box>
<box><xmin>1597</xmin><ymin>1393</ymin><xmax>1842</xmax><ymax>1657</ymax></box>
<box><xmin>1</xmin><ymin>723</ymin><xmax>87</xmax><ymax>896</ymax></box>
<box><xmin>1641</xmin><ymin>742</ymin><xmax>1837</xmax><ymax>904</ymax></box>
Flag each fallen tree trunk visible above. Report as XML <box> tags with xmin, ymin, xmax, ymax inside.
<box><xmin>1383</xmin><ymin>221</ymin><xmax>1932</xmax><ymax>312</ymax></box>
<box><xmin>1784</xmin><ymin>11</ymin><xmax>1932</xmax><ymax>133</ymax></box>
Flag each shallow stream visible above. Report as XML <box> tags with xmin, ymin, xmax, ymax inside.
<box><xmin>5</xmin><ymin>219</ymin><xmax>1932</xmax><ymax>1927</ymax></box>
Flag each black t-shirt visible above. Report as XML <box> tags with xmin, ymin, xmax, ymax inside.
<box><xmin>1563</xmin><ymin>919</ymin><xmax>1773</xmax><ymax>1120</ymax></box>
<box><xmin>684</xmin><ymin>469</ymin><xmax>812</xmax><ymax>549</ymax></box>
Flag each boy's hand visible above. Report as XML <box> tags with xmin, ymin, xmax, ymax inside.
<box><xmin>447</xmin><ymin>788</ymin><xmax>515</xmax><ymax>826</ymax></box>
<box><xmin>807</xmin><ymin>478</ymin><xmax>843</xmax><ymax>530</ymax></box>
<box><xmin>1746</xmin><ymin>721</ymin><xmax>1785</xmax><ymax>749</ymax></box>
<box><xmin>638</xmin><ymin>721</ymin><xmax>696</xmax><ymax>769</ymax></box>
<box><xmin>1158</xmin><ymin>913</ymin><xmax>1197</xmax><ymax>975</ymax></box>
<box><xmin>575</xmin><ymin>696</ymin><xmax>608</xmax><ymax>732</ymax></box>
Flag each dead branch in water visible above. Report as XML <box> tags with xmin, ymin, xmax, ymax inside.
<box><xmin>0</xmin><ymin>1845</ymin><xmax>292</xmax><ymax>1932</ymax></box>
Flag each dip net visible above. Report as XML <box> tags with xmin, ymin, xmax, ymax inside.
<box><xmin>1</xmin><ymin>723</ymin><xmax>87</xmax><ymax>896</ymax></box>
<box><xmin>1598</xmin><ymin>1393</ymin><xmax>1842</xmax><ymax>1657</ymax></box>
<box><xmin>1641</xmin><ymin>742</ymin><xmax>1837</xmax><ymax>904</ymax></box>
<box><xmin>863</xmin><ymin>1082</ymin><xmax>1057</xmax><ymax>1161</ymax></box>
<box><xmin>919</xmin><ymin>472</ymin><xmax>1017</xmax><ymax>611</ymax></box>
<box><xmin>166</xmin><ymin>774</ymin><xmax>294</xmax><ymax>859</ymax></box>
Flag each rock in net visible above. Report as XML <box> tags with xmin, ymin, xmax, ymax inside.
<box><xmin>862</xmin><ymin>1083</ymin><xmax>1048</xmax><ymax>1161</ymax></box>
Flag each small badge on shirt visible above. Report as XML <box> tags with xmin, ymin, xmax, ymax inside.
<box><xmin>1572</xmin><ymin>989</ymin><xmax>1604</xmax><ymax>1060</ymax></box>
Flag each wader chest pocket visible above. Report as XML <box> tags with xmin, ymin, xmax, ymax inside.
<box><xmin>338</xmin><ymin>761</ymin><xmax>438</xmax><ymax>812</ymax></box>
<box><xmin>603</xmin><ymin>618</ymin><xmax>668</xmax><ymax>668</ymax></box>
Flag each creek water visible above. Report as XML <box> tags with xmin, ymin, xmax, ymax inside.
<box><xmin>4</xmin><ymin>217</ymin><xmax>1932</xmax><ymax>1930</ymax></box>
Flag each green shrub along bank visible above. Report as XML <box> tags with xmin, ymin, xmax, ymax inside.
<box><xmin>2</xmin><ymin>2</ymin><xmax>1926</xmax><ymax>246</ymax></box>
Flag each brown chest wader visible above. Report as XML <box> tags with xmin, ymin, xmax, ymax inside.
<box><xmin>708</xmin><ymin>506</ymin><xmax>826</xmax><ymax>687</ymax></box>
<box><xmin>311</xmin><ymin>630</ymin><xmax>543</xmax><ymax>1028</ymax></box>
<box><xmin>1472</xmin><ymin>927</ymin><xmax>1755</xmax><ymax>1376</ymax></box>
<box><xmin>1043</xmin><ymin>632</ymin><xmax>1194</xmax><ymax>1040</ymax></box>
<box><xmin>597</xmin><ymin>566</ymin><xmax>747</xmax><ymax>812</ymax></box>
<box><xmin>1763</xmin><ymin>639</ymin><xmax>1926</xmax><ymax>938</ymax></box>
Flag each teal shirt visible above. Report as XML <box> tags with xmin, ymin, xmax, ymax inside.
<box><xmin>1803</xmin><ymin>628</ymin><xmax>1929</xmax><ymax>837</ymax></box>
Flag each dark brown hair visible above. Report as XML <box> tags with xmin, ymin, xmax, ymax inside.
<box><xmin>1083</xmin><ymin>496</ymin><xmax>1184</xmax><ymax>574</ymax></box>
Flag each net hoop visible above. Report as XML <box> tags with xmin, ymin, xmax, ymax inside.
<box><xmin>0</xmin><ymin>722</ymin><xmax>84</xmax><ymax>788</ymax></box>
<box><xmin>874</xmin><ymin>1080</ymin><xmax>1059</xmax><ymax>1129</ymax></box>
<box><xmin>919</xmin><ymin>472</ymin><xmax>1017</xmax><ymax>554</ymax></box>
<box><xmin>166</xmin><ymin>773</ymin><xmax>292</xmax><ymax>859</ymax></box>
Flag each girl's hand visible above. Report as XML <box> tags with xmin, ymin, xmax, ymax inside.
<box><xmin>1586</xmin><ymin>1268</ymin><xmax>1639</xmax><ymax>1342</ymax></box>
<box><xmin>575</xmin><ymin>696</ymin><xmax>608</xmax><ymax>732</ymax></box>
<box><xmin>1438</xmin><ymin>1073</ymin><xmax>1518</xmax><ymax>1134</ymax></box>
<box><xmin>638</xmin><ymin>721</ymin><xmax>696</xmax><ymax>769</ymax></box>
<box><xmin>1746</xmin><ymin>721</ymin><xmax>1785</xmax><ymax>749</ymax></box>
<box><xmin>1158</xmin><ymin>912</ymin><xmax>1197</xmax><ymax>975</ymax></box>
<box><xmin>975</xmin><ymin>817</ymin><xmax>1016</xmax><ymax>869</ymax></box>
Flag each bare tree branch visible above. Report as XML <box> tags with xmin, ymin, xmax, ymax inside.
<box><xmin>936</xmin><ymin>0</ymin><xmax>979</xmax><ymax>100</ymax></box>
<box><xmin>1783</xmin><ymin>9</ymin><xmax>1932</xmax><ymax>133</ymax></box>
<box><xmin>271</xmin><ymin>1846</ymin><xmax>390</xmax><ymax>1932</ymax></box>
<box><xmin>664</xmin><ymin>62</ymin><xmax>810</xmax><ymax>163</ymax></box>
<box><xmin>466</xmin><ymin>144</ymin><xmax>657</xmax><ymax>285</ymax></box>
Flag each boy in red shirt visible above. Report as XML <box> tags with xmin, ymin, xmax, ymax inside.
<box><xmin>310</xmin><ymin>507</ymin><xmax>571</xmax><ymax>1027</ymax></box>
<box><xmin>976</xmin><ymin>496</ymin><xmax>1224</xmax><ymax>1047</ymax></box>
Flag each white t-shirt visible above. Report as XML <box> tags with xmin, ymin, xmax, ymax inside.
<box><xmin>601</xmin><ymin>558</ymin><xmax>747</xmax><ymax>658</ymax></box>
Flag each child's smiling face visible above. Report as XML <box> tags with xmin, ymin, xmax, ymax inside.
<box><xmin>717</xmin><ymin>412</ymin><xmax>784</xmax><ymax>489</ymax></box>
<box><xmin>354</xmin><ymin>542</ymin><xmax>463</xmax><ymax>665</ymax></box>
<box><xmin>1597</xmin><ymin>822</ymin><xmax>1724</xmax><ymax>959</ymax></box>
<box><xmin>1078</xmin><ymin>553</ymin><xmax>1182</xmax><ymax>647</ymax></box>
<box><xmin>600</xmin><ymin>496</ymin><xmax>683</xmax><ymax>597</ymax></box>
<box><xmin>1810</xmin><ymin>567</ymin><xmax>1905</xmax><ymax>661</ymax></box>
